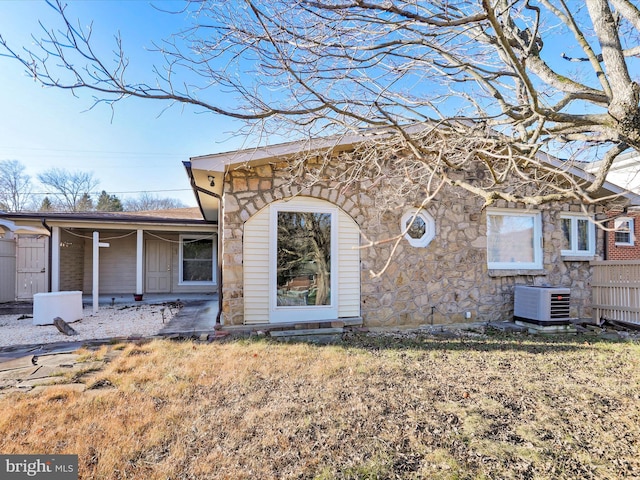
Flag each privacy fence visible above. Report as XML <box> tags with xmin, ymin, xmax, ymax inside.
<box><xmin>590</xmin><ymin>260</ymin><xmax>640</xmax><ymax>325</ymax></box>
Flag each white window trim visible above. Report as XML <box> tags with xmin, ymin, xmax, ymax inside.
<box><xmin>269</xmin><ymin>203</ymin><xmax>339</xmax><ymax>323</ymax></box>
<box><xmin>178</xmin><ymin>234</ymin><xmax>216</xmax><ymax>285</ymax></box>
<box><xmin>486</xmin><ymin>209</ymin><xmax>543</xmax><ymax>270</ymax></box>
<box><xmin>560</xmin><ymin>214</ymin><xmax>596</xmax><ymax>257</ymax></box>
<box><xmin>614</xmin><ymin>216</ymin><xmax>635</xmax><ymax>246</ymax></box>
<box><xmin>401</xmin><ymin>209</ymin><xmax>436</xmax><ymax>248</ymax></box>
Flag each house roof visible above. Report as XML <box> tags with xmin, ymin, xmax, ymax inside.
<box><xmin>0</xmin><ymin>207</ymin><xmax>214</xmax><ymax>236</ymax></box>
<box><xmin>0</xmin><ymin>207</ymin><xmax>206</xmax><ymax>223</ymax></box>
<box><xmin>187</xmin><ymin>127</ymin><xmax>640</xmax><ymax>222</ymax></box>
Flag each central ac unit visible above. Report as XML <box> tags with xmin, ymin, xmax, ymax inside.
<box><xmin>514</xmin><ymin>286</ymin><xmax>571</xmax><ymax>325</ymax></box>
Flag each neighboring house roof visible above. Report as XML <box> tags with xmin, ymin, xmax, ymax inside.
<box><xmin>582</xmin><ymin>151</ymin><xmax>640</xmax><ymax>196</ymax></box>
<box><xmin>117</xmin><ymin>207</ymin><xmax>204</xmax><ymax>221</ymax></box>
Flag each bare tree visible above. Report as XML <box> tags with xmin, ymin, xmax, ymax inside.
<box><xmin>37</xmin><ymin>168</ymin><xmax>99</xmax><ymax>212</ymax></box>
<box><xmin>123</xmin><ymin>192</ymin><xmax>185</xmax><ymax>212</ymax></box>
<box><xmin>0</xmin><ymin>160</ymin><xmax>33</xmax><ymax>212</ymax></box>
<box><xmin>2</xmin><ymin>1</ymin><xmax>640</xmax><ymax>206</ymax></box>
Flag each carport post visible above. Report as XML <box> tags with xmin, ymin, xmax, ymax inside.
<box><xmin>136</xmin><ymin>230</ymin><xmax>143</xmax><ymax>296</ymax></box>
<box><xmin>92</xmin><ymin>231</ymin><xmax>110</xmax><ymax>314</ymax></box>
<box><xmin>51</xmin><ymin>226</ymin><xmax>60</xmax><ymax>292</ymax></box>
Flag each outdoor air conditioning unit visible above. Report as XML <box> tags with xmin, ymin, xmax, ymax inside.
<box><xmin>514</xmin><ymin>286</ymin><xmax>571</xmax><ymax>325</ymax></box>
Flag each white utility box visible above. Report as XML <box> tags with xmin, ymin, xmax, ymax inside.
<box><xmin>33</xmin><ymin>291</ymin><xmax>83</xmax><ymax>326</ymax></box>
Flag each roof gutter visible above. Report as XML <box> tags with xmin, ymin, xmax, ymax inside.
<box><xmin>183</xmin><ymin>161</ymin><xmax>224</xmax><ymax>327</ymax></box>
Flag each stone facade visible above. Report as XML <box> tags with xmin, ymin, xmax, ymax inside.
<box><xmin>221</xmin><ymin>158</ymin><xmax>606</xmax><ymax>327</ymax></box>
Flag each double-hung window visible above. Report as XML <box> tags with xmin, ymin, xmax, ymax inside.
<box><xmin>487</xmin><ymin>209</ymin><xmax>542</xmax><ymax>270</ymax></box>
<box><xmin>561</xmin><ymin>214</ymin><xmax>596</xmax><ymax>257</ymax></box>
<box><xmin>614</xmin><ymin>217</ymin><xmax>634</xmax><ymax>246</ymax></box>
<box><xmin>179</xmin><ymin>235</ymin><xmax>215</xmax><ymax>284</ymax></box>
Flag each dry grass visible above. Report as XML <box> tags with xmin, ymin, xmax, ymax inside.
<box><xmin>0</xmin><ymin>333</ymin><xmax>639</xmax><ymax>479</ymax></box>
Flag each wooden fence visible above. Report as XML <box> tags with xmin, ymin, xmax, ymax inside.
<box><xmin>591</xmin><ymin>260</ymin><xmax>640</xmax><ymax>325</ymax></box>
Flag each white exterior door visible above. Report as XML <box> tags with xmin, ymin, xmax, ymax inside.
<box><xmin>243</xmin><ymin>197</ymin><xmax>360</xmax><ymax>325</ymax></box>
<box><xmin>269</xmin><ymin>203</ymin><xmax>339</xmax><ymax>323</ymax></box>
<box><xmin>16</xmin><ymin>235</ymin><xmax>48</xmax><ymax>300</ymax></box>
<box><xmin>145</xmin><ymin>240</ymin><xmax>171</xmax><ymax>293</ymax></box>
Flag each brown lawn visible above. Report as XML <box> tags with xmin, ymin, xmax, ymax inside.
<box><xmin>0</xmin><ymin>333</ymin><xmax>638</xmax><ymax>479</ymax></box>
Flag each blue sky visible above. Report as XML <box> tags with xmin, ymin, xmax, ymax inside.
<box><xmin>0</xmin><ymin>0</ymin><xmax>245</xmax><ymax>207</ymax></box>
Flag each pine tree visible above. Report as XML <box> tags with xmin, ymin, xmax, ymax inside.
<box><xmin>39</xmin><ymin>197</ymin><xmax>53</xmax><ymax>212</ymax></box>
<box><xmin>76</xmin><ymin>193</ymin><xmax>93</xmax><ymax>212</ymax></box>
<box><xmin>96</xmin><ymin>190</ymin><xmax>124</xmax><ymax>212</ymax></box>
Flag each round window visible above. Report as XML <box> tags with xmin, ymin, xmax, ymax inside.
<box><xmin>401</xmin><ymin>209</ymin><xmax>435</xmax><ymax>247</ymax></box>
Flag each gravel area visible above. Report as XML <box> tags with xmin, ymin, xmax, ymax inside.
<box><xmin>0</xmin><ymin>304</ymin><xmax>179</xmax><ymax>348</ymax></box>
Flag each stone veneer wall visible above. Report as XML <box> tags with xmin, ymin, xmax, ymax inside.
<box><xmin>221</xmin><ymin>160</ymin><xmax>605</xmax><ymax>327</ymax></box>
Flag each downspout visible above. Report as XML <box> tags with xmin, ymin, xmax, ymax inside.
<box><xmin>184</xmin><ymin>162</ymin><xmax>224</xmax><ymax>326</ymax></box>
<box><xmin>41</xmin><ymin>218</ymin><xmax>52</xmax><ymax>292</ymax></box>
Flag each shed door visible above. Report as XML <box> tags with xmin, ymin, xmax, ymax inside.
<box><xmin>16</xmin><ymin>235</ymin><xmax>48</xmax><ymax>300</ymax></box>
<box><xmin>146</xmin><ymin>240</ymin><xmax>171</xmax><ymax>293</ymax></box>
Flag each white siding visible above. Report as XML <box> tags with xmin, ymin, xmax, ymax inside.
<box><xmin>243</xmin><ymin>207</ymin><xmax>270</xmax><ymax>324</ymax></box>
<box><xmin>83</xmin><ymin>235</ymin><xmax>137</xmax><ymax>294</ymax></box>
<box><xmin>243</xmin><ymin>197</ymin><xmax>360</xmax><ymax>324</ymax></box>
<box><xmin>338</xmin><ymin>213</ymin><xmax>361</xmax><ymax>317</ymax></box>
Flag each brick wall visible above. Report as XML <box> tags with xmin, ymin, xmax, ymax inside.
<box><xmin>605</xmin><ymin>211</ymin><xmax>640</xmax><ymax>260</ymax></box>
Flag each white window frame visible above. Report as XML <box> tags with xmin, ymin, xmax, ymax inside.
<box><xmin>486</xmin><ymin>209</ymin><xmax>543</xmax><ymax>270</ymax></box>
<box><xmin>614</xmin><ymin>217</ymin><xmax>635</xmax><ymax>246</ymax></box>
<box><xmin>269</xmin><ymin>203</ymin><xmax>339</xmax><ymax>323</ymax></box>
<box><xmin>560</xmin><ymin>214</ymin><xmax>596</xmax><ymax>257</ymax></box>
<box><xmin>179</xmin><ymin>234</ymin><xmax>216</xmax><ymax>285</ymax></box>
<box><xmin>401</xmin><ymin>209</ymin><xmax>436</xmax><ymax>248</ymax></box>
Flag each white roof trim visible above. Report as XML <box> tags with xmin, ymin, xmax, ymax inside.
<box><xmin>189</xmin><ymin>125</ymin><xmax>430</xmax><ymax>172</ymax></box>
<box><xmin>190</xmin><ymin>132</ymin><xmax>370</xmax><ymax>172</ymax></box>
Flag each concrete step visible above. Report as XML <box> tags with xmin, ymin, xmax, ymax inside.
<box><xmin>270</xmin><ymin>327</ymin><xmax>343</xmax><ymax>337</ymax></box>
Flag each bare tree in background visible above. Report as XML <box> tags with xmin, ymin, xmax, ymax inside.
<box><xmin>37</xmin><ymin>168</ymin><xmax>99</xmax><ymax>212</ymax></box>
<box><xmin>0</xmin><ymin>160</ymin><xmax>32</xmax><ymax>212</ymax></box>
<box><xmin>123</xmin><ymin>192</ymin><xmax>185</xmax><ymax>212</ymax></box>
<box><xmin>2</xmin><ymin>1</ymin><xmax>640</xmax><ymax>207</ymax></box>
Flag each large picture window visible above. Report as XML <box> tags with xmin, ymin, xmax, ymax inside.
<box><xmin>179</xmin><ymin>235</ymin><xmax>215</xmax><ymax>284</ymax></box>
<box><xmin>487</xmin><ymin>209</ymin><xmax>542</xmax><ymax>270</ymax></box>
<box><xmin>561</xmin><ymin>214</ymin><xmax>596</xmax><ymax>256</ymax></box>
